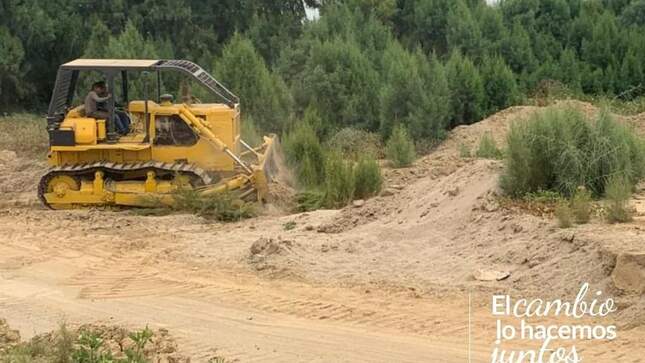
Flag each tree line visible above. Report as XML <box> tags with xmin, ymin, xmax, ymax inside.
<box><xmin>1</xmin><ymin>0</ymin><xmax>645</xmax><ymax>142</ymax></box>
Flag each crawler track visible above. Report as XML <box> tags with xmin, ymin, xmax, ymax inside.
<box><xmin>37</xmin><ymin>161</ymin><xmax>212</xmax><ymax>209</ymax></box>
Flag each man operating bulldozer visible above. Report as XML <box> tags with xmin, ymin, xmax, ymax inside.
<box><xmin>84</xmin><ymin>81</ymin><xmax>129</xmax><ymax>134</ymax></box>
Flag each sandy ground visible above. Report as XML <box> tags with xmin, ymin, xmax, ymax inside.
<box><xmin>1</xmin><ymin>101</ymin><xmax>645</xmax><ymax>362</ymax></box>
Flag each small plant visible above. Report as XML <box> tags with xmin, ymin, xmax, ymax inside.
<box><xmin>173</xmin><ymin>188</ymin><xmax>255</xmax><ymax>222</ymax></box>
<box><xmin>385</xmin><ymin>124</ymin><xmax>416</xmax><ymax>168</ymax></box>
<box><xmin>523</xmin><ymin>190</ymin><xmax>563</xmax><ymax>204</ymax></box>
<box><xmin>72</xmin><ymin>330</ymin><xmax>113</xmax><ymax>363</ymax></box>
<box><xmin>604</xmin><ymin>176</ymin><xmax>633</xmax><ymax>223</ymax></box>
<box><xmin>54</xmin><ymin>322</ymin><xmax>75</xmax><ymax>363</ymax></box>
<box><xmin>283</xmin><ymin>221</ymin><xmax>296</xmax><ymax>230</ymax></box>
<box><xmin>458</xmin><ymin>142</ymin><xmax>471</xmax><ymax>158</ymax></box>
<box><xmin>475</xmin><ymin>132</ymin><xmax>503</xmax><ymax>159</ymax></box>
<box><xmin>353</xmin><ymin>156</ymin><xmax>383</xmax><ymax>199</ymax></box>
<box><xmin>1</xmin><ymin>324</ymin><xmax>160</xmax><ymax>363</ymax></box>
<box><xmin>570</xmin><ymin>186</ymin><xmax>592</xmax><ymax>224</ymax></box>
<box><xmin>555</xmin><ymin>202</ymin><xmax>574</xmax><ymax>228</ymax></box>
<box><xmin>294</xmin><ymin>190</ymin><xmax>325</xmax><ymax>212</ymax></box>
<box><xmin>123</xmin><ymin>326</ymin><xmax>153</xmax><ymax>363</ymax></box>
<box><xmin>323</xmin><ymin>151</ymin><xmax>355</xmax><ymax>208</ymax></box>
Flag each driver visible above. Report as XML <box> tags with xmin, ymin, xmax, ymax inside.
<box><xmin>85</xmin><ymin>81</ymin><xmax>129</xmax><ymax>135</ymax></box>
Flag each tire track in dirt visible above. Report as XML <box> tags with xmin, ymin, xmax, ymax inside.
<box><xmin>71</xmin><ymin>256</ymin><xmax>468</xmax><ymax>339</ymax></box>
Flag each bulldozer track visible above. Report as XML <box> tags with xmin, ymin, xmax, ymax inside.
<box><xmin>37</xmin><ymin>161</ymin><xmax>213</xmax><ymax>209</ymax></box>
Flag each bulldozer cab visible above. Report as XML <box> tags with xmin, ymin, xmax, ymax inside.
<box><xmin>40</xmin><ymin>59</ymin><xmax>277</xmax><ymax>209</ymax></box>
<box><xmin>46</xmin><ymin>59</ymin><xmax>247</xmax><ymax>171</ymax></box>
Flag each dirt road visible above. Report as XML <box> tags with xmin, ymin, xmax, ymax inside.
<box><xmin>0</xmin><ymin>212</ymin><xmax>485</xmax><ymax>362</ymax></box>
<box><xmin>1</xmin><ymin>206</ymin><xmax>644</xmax><ymax>362</ymax></box>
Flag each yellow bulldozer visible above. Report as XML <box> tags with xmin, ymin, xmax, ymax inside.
<box><xmin>40</xmin><ymin>59</ymin><xmax>277</xmax><ymax>209</ymax></box>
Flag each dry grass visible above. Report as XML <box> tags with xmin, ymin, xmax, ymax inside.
<box><xmin>0</xmin><ymin>114</ymin><xmax>48</xmax><ymax>157</ymax></box>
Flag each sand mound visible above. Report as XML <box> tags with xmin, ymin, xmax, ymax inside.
<box><xmin>249</xmin><ymin>101</ymin><xmax>645</xmax><ymax>306</ymax></box>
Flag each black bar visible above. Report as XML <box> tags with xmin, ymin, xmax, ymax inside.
<box><xmin>121</xmin><ymin>70</ymin><xmax>129</xmax><ymax>105</ymax></box>
<box><xmin>106</xmin><ymin>71</ymin><xmax>118</xmax><ymax>143</ymax></box>
<box><xmin>156</xmin><ymin>70</ymin><xmax>161</xmax><ymax>103</ymax></box>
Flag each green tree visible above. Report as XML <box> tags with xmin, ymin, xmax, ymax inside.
<box><xmin>618</xmin><ymin>49</ymin><xmax>644</xmax><ymax>96</ymax></box>
<box><xmin>0</xmin><ymin>26</ymin><xmax>25</xmax><ymax>108</ymax></box>
<box><xmin>415</xmin><ymin>51</ymin><xmax>452</xmax><ymax>138</ymax></box>
<box><xmin>477</xmin><ymin>4</ymin><xmax>507</xmax><ymax>56</ymax></box>
<box><xmin>445</xmin><ymin>51</ymin><xmax>485</xmax><ymax>127</ymax></box>
<box><xmin>581</xmin><ymin>12</ymin><xmax>620</xmax><ymax>70</ymax></box>
<box><xmin>501</xmin><ymin>20</ymin><xmax>536</xmax><ymax>75</ymax></box>
<box><xmin>558</xmin><ymin>47</ymin><xmax>581</xmax><ymax>91</ymax></box>
<box><xmin>620</xmin><ymin>0</ymin><xmax>645</xmax><ymax>27</ymax></box>
<box><xmin>480</xmin><ymin>55</ymin><xmax>520</xmax><ymax>114</ymax></box>
<box><xmin>446</xmin><ymin>0</ymin><xmax>482</xmax><ymax>60</ymax></box>
<box><xmin>214</xmin><ymin>33</ymin><xmax>292</xmax><ymax>132</ymax></box>
<box><xmin>396</xmin><ymin>0</ymin><xmax>452</xmax><ymax>53</ymax></box>
<box><xmin>105</xmin><ymin>21</ymin><xmax>160</xmax><ymax>59</ymax></box>
<box><xmin>379</xmin><ymin>42</ymin><xmax>449</xmax><ymax>140</ymax></box>
<box><xmin>293</xmin><ymin>37</ymin><xmax>380</xmax><ymax>131</ymax></box>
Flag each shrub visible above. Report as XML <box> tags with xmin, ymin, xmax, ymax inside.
<box><xmin>475</xmin><ymin>132</ymin><xmax>503</xmax><ymax>159</ymax></box>
<box><xmin>604</xmin><ymin>175</ymin><xmax>634</xmax><ymax>223</ymax></box>
<box><xmin>501</xmin><ymin>106</ymin><xmax>645</xmax><ymax>198</ymax></box>
<box><xmin>282</xmin><ymin>122</ymin><xmax>326</xmax><ymax>188</ymax></box>
<box><xmin>326</xmin><ymin>127</ymin><xmax>382</xmax><ymax>160</ymax></box>
<box><xmin>323</xmin><ymin>151</ymin><xmax>355</xmax><ymax>208</ymax></box>
<box><xmin>571</xmin><ymin>186</ymin><xmax>593</xmax><ymax>224</ymax></box>
<box><xmin>385</xmin><ymin>124</ymin><xmax>416</xmax><ymax>168</ymax></box>
<box><xmin>294</xmin><ymin>190</ymin><xmax>325</xmax><ymax>212</ymax></box>
<box><xmin>173</xmin><ymin>188</ymin><xmax>255</xmax><ymax>222</ymax></box>
<box><xmin>555</xmin><ymin>202</ymin><xmax>574</xmax><ymax>228</ymax></box>
<box><xmin>353</xmin><ymin>156</ymin><xmax>383</xmax><ymax>199</ymax></box>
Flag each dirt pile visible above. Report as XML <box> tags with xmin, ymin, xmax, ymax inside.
<box><xmin>234</xmin><ymin>101</ymin><xmax>645</xmax><ymax>306</ymax></box>
<box><xmin>248</xmin><ymin>237</ymin><xmax>300</xmax><ymax>277</ymax></box>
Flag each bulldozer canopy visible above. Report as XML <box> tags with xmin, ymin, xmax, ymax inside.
<box><xmin>48</xmin><ymin>59</ymin><xmax>239</xmax><ymax>118</ymax></box>
<box><xmin>61</xmin><ymin>59</ymin><xmax>161</xmax><ymax>70</ymax></box>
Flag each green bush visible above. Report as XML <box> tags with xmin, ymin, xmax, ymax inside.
<box><xmin>294</xmin><ymin>190</ymin><xmax>326</xmax><ymax>212</ymax></box>
<box><xmin>571</xmin><ymin>187</ymin><xmax>593</xmax><ymax>224</ymax></box>
<box><xmin>501</xmin><ymin>106</ymin><xmax>645</xmax><ymax>198</ymax></box>
<box><xmin>604</xmin><ymin>175</ymin><xmax>634</xmax><ymax>223</ymax></box>
<box><xmin>1</xmin><ymin>323</ymin><xmax>154</xmax><ymax>363</ymax></box>
<box><xmin>283</xmin><ymin>121</ymin><xmax>326</xmax><ymax>188</ymax></box>
<box><xmin>385</xmin><ymin>124</ymin><xmax>416</xmax><ymax>168</ymax></box>
<box><xmin>555</xmin><ymin>202</ymin><xmax>574</xmax><ymax>228</ymax></box>
<box><xmin>353</xmin><ymin>156</ymin><xmax>383</xmax><ymax>199</ymax></box>
<box><xmin>323</xmin><ymin>151</ymin><xmax>355</xmax><ymax>208</ymax></box>
<box><xmin>326</xmin><ymin>127</ymin><xmax>382</xmax><ymax>160</ymax></box>
<box><xmin>173</xmin><ymin>189</ymin><xmax>255</xmax><ymax>222</ymax></box>
<box><xmin>475</xmin><ymin>132</ymin><xmax>503</xmax><ymax>159</ymax></box>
